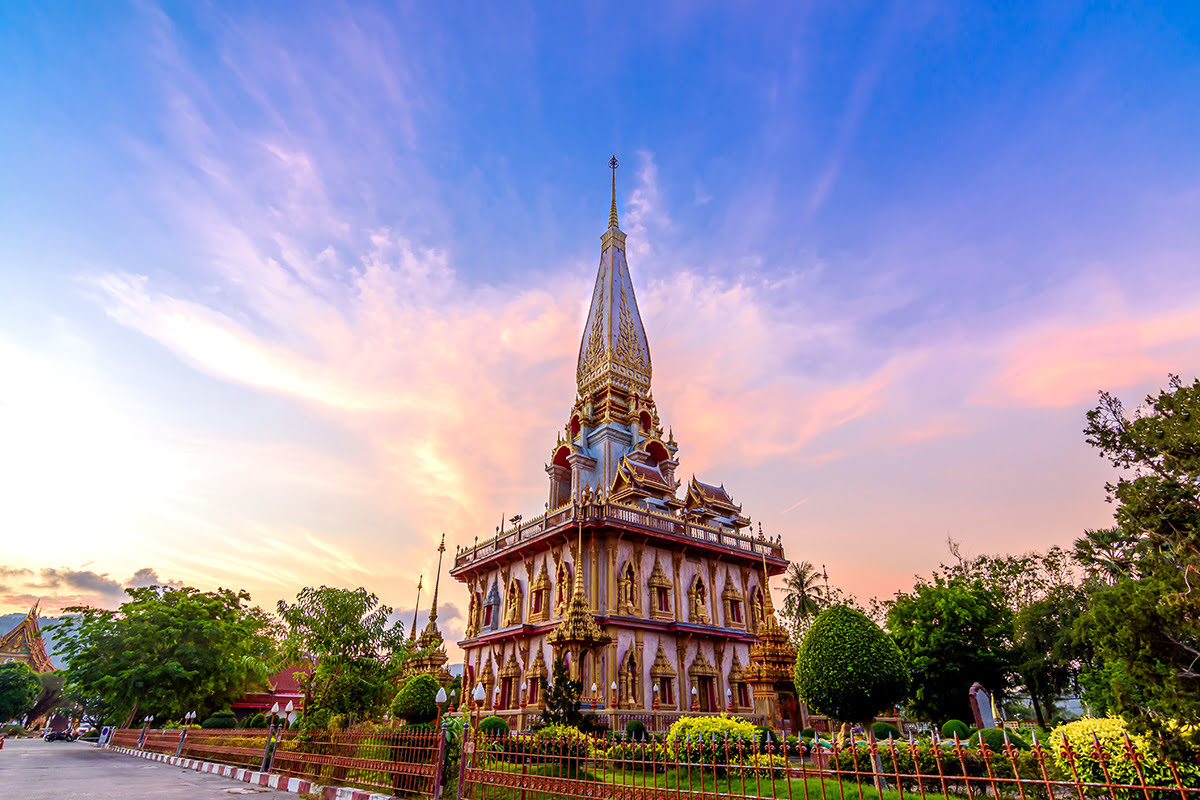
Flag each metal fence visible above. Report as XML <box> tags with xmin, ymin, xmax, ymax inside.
<box><xmin>458</xmin><ymin>730</ymin><xmax>1200</xmax><ymax>800</ymax></box>
<box><xmin>110</xmin><ymin>726</ymin><xmax>442</xmax><ymax>797</ymax></box>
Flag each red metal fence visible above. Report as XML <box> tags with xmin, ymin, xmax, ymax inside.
<box><xmin>110</xmin><ymin>727</ymin><xmax>441</xmax><ymax>797</ymax></box>
<box><xmin>458</xmin><ymin>730</ymin><xmax>1200</xmax><ymax>800</ymax></box>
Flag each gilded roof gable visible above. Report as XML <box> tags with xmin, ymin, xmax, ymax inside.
<box><xmin>0</xmin><ymin>603</ymin><xmax>54</xmax><ymax>673</ymax></box>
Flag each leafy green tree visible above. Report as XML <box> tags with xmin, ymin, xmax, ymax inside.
<box><xmin>0</xmin><ymin>662</ymin><xmax>42</xmax><ymax>722</ymax></box>
<box><xmin>25</xmin><ymin>670</ymin><xmax>65</xmax><ymax>724</ymax></box>
<box><xmin>1013</xmin><ymin>584</ymin><xmax>1084</xmax><ymax>728</ymax></box>
<box><xmin>795</xmin><ymin>606</ymin><xmax>909</xmax><ymax>724</ymax></box>
<box><xmin>887</xmin><ymin>578</ymin><xmax>1013</xmax><ymax>723</ymax></box>
<box><xmin>540</xmin><ymin>656</ymin><xmax>583</xmax><ymax>728</ymax></box>
<box><xmin>392</xmin><ymin>674</ymin><xmax>440</xmax><ymax>723</ymax></box>
<box><xmin>276</xmin><ymin>586</ymin><xmax>410</xmax><ymax>723</ymax></box>
<box><xmin>1073</xmin><ymin>527</ymin><xmax>1139</xmax><ymax>585</ymax></box>
<box><xmin>49</xmin><ymin>586</ymin><xmax>279</xmax><ymax>725</ymax></box>
<box><xmin>1076</xmin><ymin>376</ymin><xmax>1200</xmax><ymax>751</ymax></box>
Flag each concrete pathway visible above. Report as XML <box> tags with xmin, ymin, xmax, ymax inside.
<box><xmin>0</xmin><ymin>737</ymin><xmax>296</xmax><ymax>799</ymax></box>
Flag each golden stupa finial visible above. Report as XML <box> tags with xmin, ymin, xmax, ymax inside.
<box><xmin>760</xmin><ymin>550</ymin><xmax>776</xmax><ymax>616</ymax></box>
<box><xmin>409</xmin><ymin>574</ymin><xmax>423</xmax><ymax>641</ymax></box>
<box><xmin>426</xmin><ymin>533</ymin><xmax>446</xmax><ymax>626</ymax></box>
<box><xmin>608</xmin><ymin>155</ymin><xmax>620</xmax><ymax>230</ymax></box>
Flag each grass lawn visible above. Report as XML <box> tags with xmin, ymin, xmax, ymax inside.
<box><xmin>461</xmin><ymin>758</ymin><xmax>919</xmax><ymax>800</ymax></box>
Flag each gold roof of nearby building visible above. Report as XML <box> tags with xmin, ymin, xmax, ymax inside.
<box><xmin>0</xmin><ymin>602</ymin><xmax>54</xmax><ymax>673</ymax></box>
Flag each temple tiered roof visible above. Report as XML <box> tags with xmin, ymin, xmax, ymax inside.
<box><xmin>0</xmin><ymin>602</ymin><xmax>54</xmax><ymax>673</ymax></box>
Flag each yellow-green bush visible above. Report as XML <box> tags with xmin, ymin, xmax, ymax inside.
<box><xmin>1050</xmin><ymin>717</ymin><xmax>1200</xmax><ymax>795</ymax></box>
<box><xmin>665</xmin><ymin>714</ymin><xmax>759</xmax><ymax>749</ymax></box>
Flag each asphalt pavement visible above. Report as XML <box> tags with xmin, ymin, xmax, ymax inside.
<box><xmin>0</xmin><ymin>737</ymin><xmax>296</xmax><ymax>799</ymax></box>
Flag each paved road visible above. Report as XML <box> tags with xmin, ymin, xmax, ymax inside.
<box><xmin>0</xmin><ymin>737</ymin><xmax>296</xmax><ymax>799</ymax></box>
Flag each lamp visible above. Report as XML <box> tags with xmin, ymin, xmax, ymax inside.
<box><xmin>284</xmin><ymin>701</ymin><xmax>296</xmax><ymax>727</ymax></box>
<box><xmin>519</xmin><ymin>682</ymin><xmax>527</xmax><ymax>709</ymax></box>
<box><xmin>610</xmin><ymin>680</ymin><xmax>618</xmax><ymax>709</ymax></box>
<box><xmin>726</xmin><ymin>687</ymin><xmax>733</xmax><ymax>712</ymax></box>
<box><xmin>472</xmin><ymin>683</ymin><xmax>486</xmax><ymax>729</ymax></box>
<box><xmin>690</xmin><ymin>685</ymin><xmax>699</xmax><ymax>712</ymax></box>
<box><xmin>435</xmin><ymin>687</ymin><xmax>448</xmax><ymax>727</ymax></box>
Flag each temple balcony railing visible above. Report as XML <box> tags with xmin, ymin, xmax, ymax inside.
<box><xmin>453</xmin><ymin>500</ymin><xmax>784</xmax><ymax>571</ymax></box>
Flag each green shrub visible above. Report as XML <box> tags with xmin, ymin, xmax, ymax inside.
<box><xmin>967</xmin><ymin>727</ymin><xmax>1028</xmax><ymax>751</ymax></box>
<box><xmin>244</xmin><ymin>712</ymin><xmax>267</xmax><ymax>729</ymax></box>
<box><xmin>795</xmin><ymin>606</ymin><xmax>909</xmax><ymax>723</ymax></box>
<box><xmin>478</xmin><ymin>715</ymin><xmax>510</xmax><ymax>737</ymax></box>
<box><xmin>1050</xmin><ymin>717</ymin><xmax>1200</xmax><ymax>798</ymax></box>
<box><xmin>801</xmin><ymin>727</ymin><xmax>816</xmax><ymax>738</ymax></box>
<box><xmin>871</xmin><ymin>721</ymin><xmax>902</xmax><ymax>740</ymax></box>
<box><xmin>754</xmin><ymin>725</ymin><xmax>780</xmax><ymax>752</ymax></box>
<box><xmin>940</xmin><ymin>719</ymin><xmax>971</xmax><ymax>740</ymax></box>
<box><xmin>391</xmin><ymin>674</ymin><xmax>440</xmax><ymax>724</ymax></box>
<box><xmin>201</xmin><ymin>709</ymin><xmax>237</xmax><ymax>729</ymax></box>
<box><xmin>625</xmin><ymin>719</ymin><xmax>647</xmax><ymax>741</ymax></box>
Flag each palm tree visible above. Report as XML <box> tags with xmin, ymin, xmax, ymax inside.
<box><xmin>781</xmin><ymin>561</ymin><xmax>824</xmax><ymax>637</ymax></box>
<box><xmin>1072</xmin><ymin>527</ymin><xmax>1138</xmax><ymax>584</ymax></box>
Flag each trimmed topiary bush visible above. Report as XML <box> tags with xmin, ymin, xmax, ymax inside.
<box><xmin>795</xmin><ymin>606</ymin><xmax>910</xmax><ymax>724</ymax></box>
<box><xmin>941</xmin><ymin>719</ymin><xmax>971</xmax><ymax>740</ymax></box>
<box><xmin>625</xmin><ymin>719</ymin><xmax>647</xmax><ymax>741</ymax></box>
<box><xmin>478</xmin><ymin>715</ymin><xmax>510</xmax><ymax>737</ymax></box>
<box><xmin>201</xmin><ymin>709</ymin><xmax>237</xmax><ymax>729</ymax></box>
<box><xmin>801</xmin><ymin>727</ymin><xmax>816</xmax><ymax>738</ymax></box>
<box><xmin>244</xmin><ymin>712</ymin><xmax>267</xmax><ymax>729</ymax></box>
<box><xmin>871</xmin><ymin>721</ymin><xmax>902</xmax><ymax>740</ymax></box>
<box><xmin>391</xmin><ymin>674</ymin><xmax>440</xmax><ymax>724</ymax></box>
<box><xmin>967</xmin><ymin>727</ymin><xmax>1027</xmax><ymax>750</ymax></box>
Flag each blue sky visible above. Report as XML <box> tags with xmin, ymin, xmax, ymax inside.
<box><xmin>2</xmin><ymin>2</ymin><xmax>1198</xmax><ymax>651</ymax></box>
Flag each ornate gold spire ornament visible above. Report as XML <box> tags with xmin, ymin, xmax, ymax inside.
<box><xmin>547</xmin><ymin>518</ymin><xmax>612</xmax><ymax>680</ymax></box>
<box><xmin>411</xmin><ymin>533</ymin><xmax>453</xmax><ymax>684</ymax></box>
<box><xmin>424</xmin><ymin>533</ymin><xmax>446</xmax><ymax>630</ymax></box>
<box><xmin>409</xmin><ymin>574</ymin><xmax>423</xmax><ymax>641</ymax></box>
<box><xmin>608</xmin><ymin>155</ymin><xmax>620</xmax><ymax>230</ymax></box>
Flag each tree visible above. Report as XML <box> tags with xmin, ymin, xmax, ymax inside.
<box><xmin>794</xmin><ymin>605</ymin><xmax>909</xmax><ymax>724</ymax></box>
<box><xmin>540</xmin><ymin>656</ymin><xmax>583</xmax><ymax>729</ymax></box>
<box><xmin>1073</xmin><ymin>527</ymin><xmax>1139</xmax><ymax>585</ymax></box>
<box><xmin>1076</xmin><ymin>376</ymin><xmax>1200</xmax><ymax>750</ymax></box>
<box><xmin>0</xmin><ymin>661</ymin><xmax>42</xmax><ymax>723</ymax></box>
<box><xmin>25</xmin><ymin>670</ymin><xmax>65</xmax><ymax>724</ymax></box>
<box><xmin>392</xmin><ymin>674</ymin><xmax>439</xmax><ymax>724</ymax></box>
<box><xmin>887</xmin><ymin>578</ymin><xmax>1013</xmax><ymax>723</ymax></box>
<box><xmin>780</xmin><ymin>561</ymin><xmax>825</xmax><ymax>639</ymax></box>
<box><xmin>49</xmin><ymin>586</ymin><xmax>279</xmax><ymax>725</ymax></box>
<box><xmin>1013</xmin><ymin>584</ymin><xmax>1084</xmax><ymax>728</ymax></box>
<box><xmin>277</xmin><ymin>586</ymin><xmax>410</xmax><ymax>722</ymax></box>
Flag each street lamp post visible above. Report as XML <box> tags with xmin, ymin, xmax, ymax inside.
<box><xmin>690</xmin><ymin>685</ymin><xmax>699</xmax><ymax>712</ymax></box>
<box><xmin>435</xmin><ymin>687</ymin><xmax>448</xmax><ymax>730</ymax></box>
<box><xmin>472</xmin><ymin>683</ymin><xmax>485</xmax><ymax>731</ymax></box>
<box><xmin>726</xmin><ymin>688</ymin><xmax>734</xmax><ymax>712</ymax></box>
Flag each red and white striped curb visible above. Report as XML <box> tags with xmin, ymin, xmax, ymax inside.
<box><xmin>106</xmin><ymin>745</ymin><xmax>407</xmax><ymax>800</ymax></box>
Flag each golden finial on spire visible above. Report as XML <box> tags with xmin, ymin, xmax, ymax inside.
<box><xmin>409</xmin><ymin>574</ymin><xmax>423</xmax><ymax>641</ymax></box>
<box><xmin>427</xmin><ymin>533</ymin><xmax>446</xmax><ymax>626</ymax></box>
<box><xmin>608</xmin><ymin>155</ymin><xmax>620</xmax><ymax>229</ymax></box>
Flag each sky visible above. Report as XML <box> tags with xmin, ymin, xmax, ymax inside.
<box><xmin>1</xmin><ymin>2</ymin><xmax>1199</xmax><ymax>658</ymax></box>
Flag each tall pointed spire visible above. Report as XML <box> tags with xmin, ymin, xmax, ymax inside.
<box><xmin>576</xmin><ymin>157</ymin><xmax>652</xmax><ymax>398</ymax></box>
<box><xmin>408</xmin><ymin>575</ymin><xmax>423</xmax><ymax>641</ymax></box>
<box><xmin>425</xmin><ymin>533</ymin><xmax>446</xmax><ymax>628</ymax></box>
<box><xmin>608</xmin><ymin>155</ymin><xmax>620</xmax><ymax>230</ymax></box>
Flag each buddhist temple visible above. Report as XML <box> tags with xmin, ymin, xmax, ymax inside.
<box><xmin>450</xmin><ymin>159</ymin><xmax>798</xmax><ymax>732</ymax></box>
<box><xmin>0</xmin><ymin>602</ymin><xmax>55</xmax><ymax>673</ymax></box>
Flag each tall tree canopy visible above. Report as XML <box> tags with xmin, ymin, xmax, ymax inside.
<box><xmin>49</xmin><ymin>586</ymin><xmax>279</xmax><ymax>725</ymax></box>
<box><xmin>887</xmin><ymin>578</ymin><xmax>1013</xmax><ymax>723</ymax></box>
<box><xmin>276</xmin><ymin>586</ymin><xmax>410</xmax><ymax>722</ymax></box>
<box><xmin>0</xmin><ymin>661</ymin><xmax>42</xmax><ymax>723</ymax></box>
<box><xmin>1075</xmin><ymin>376</ymin><xmax>1200</xmax><ymax>750</ymax></box>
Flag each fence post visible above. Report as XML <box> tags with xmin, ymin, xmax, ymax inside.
<box><xmin>432</xmin><ymin>722</ymin><xmax>449</xmax><ymax>799</ymax></box>
<box><xmin>456</xmin><ymin>727</ymin><xmax>473</xmax><ymax>800</ymax></box>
